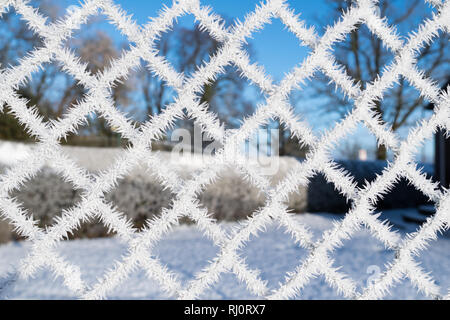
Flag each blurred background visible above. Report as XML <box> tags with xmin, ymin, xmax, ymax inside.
<box><xmin>0</xmin><ymin>0</ymin><xmax>449</xmax><ymax>241</ymax></box>
<box><xmin>1</xmin><ymin>0</ymin><xmax>448</xmax><ymax>158</ymax></box>
<box><xmin>1</xmin><ymin>0</ymin><xmax>450</xmax><ymax>300</ymax></box>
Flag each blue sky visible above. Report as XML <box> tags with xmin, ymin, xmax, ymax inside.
<box><xmin>52</xmin><ymin>0</ymin><xmax>436</xmax><ymax>162</ymax></box>
<box><xmin>60</xmin><ymin>0</ymin><xmax>328</xmax><ymax>80</ymax></box>
<box><xmin>58</xmin><ymin>0</ymin><xmax>430</xmax><ymax>80</ymax></box>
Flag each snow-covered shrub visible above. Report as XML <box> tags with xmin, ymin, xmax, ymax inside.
<box><xmin>0</xmin><ymin>142</ymin><xmax>435</xmax><ymax>243</ymax></box>
<box><xmin>0</xmin><ymin>155</ymin><xmax>435</xmax><ymax>243</ymax></box>
<box><xmin>0</xmin><ymin>153</ymin><xmax>307</xmax><ymax>242</ymax></box>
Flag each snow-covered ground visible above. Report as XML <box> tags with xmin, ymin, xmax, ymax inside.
<box><xmin>0</xmin><ymin>210</ymin><xmax>448</xmax><ymax>300</ymax></box>
<box><xmin>0</xmin><ymin>141</ymin><xmax>446</xmax><ymax>299</ymax></box>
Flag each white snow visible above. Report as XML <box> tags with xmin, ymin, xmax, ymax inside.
<box><xmin>0</xmin><ymin>141</ymin><xmax>447</xmax><ymax>299</ymax></box>
<box><xmin>0</xmin><ymin>210</ymin><xmax>448</xmax><ymax>300</ymax></box>
<box><xmin>0</xmin><ymin>141</ymin><xmax>34</xmax><ymax>166</ymax></box>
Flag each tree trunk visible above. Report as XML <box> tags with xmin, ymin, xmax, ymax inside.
<box><xmin>376</xmin><ymin>144</ymin><xmax>387</xmax><ymax>160</ymax></box>
<box><xmin>278</xmin><ymin>125</ymin><xmax>287</xmax><ymax>156</ymax></box>
<box><xmin>373</xmin><ymin>98</ymin><xmax>388</xmax><ymax>160</ymax></box>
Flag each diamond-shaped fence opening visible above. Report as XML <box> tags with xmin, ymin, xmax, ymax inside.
<box><xmin>0</xmin><ymin>5</ymin><xmax>46</xmax><ymax>68</ymax></box>
<box><xmin>14</xmin><ymin>60</ymin><xmax>86</xmax><ymax>122</ymax></box>
<box><xmin>247</xmin><ymin>18</ymin><xmax>312</xmax><ymax>82</ymax></box>
<box><xmin>330</xmin><ymin>22</ymin><xmax>396</xmax><ymax>82</ymax></box>
<box><xmin>154</xmin><ymin>15</ymin><xmax>221</xmax><ymax>78</ymax></box>
<box><xmin>199</xmin><ymin>167</ymin><xmax>268</xmax><ymax>221</ymax></box>
<box><xmin>104</xmin><ymin>164</ymin><xmax>174</xmax><ymax>231</ymax></box>
<box><xmin>333</xmin><ymin>224</ymin><xmax>396</xmax><ymax>291</ymax></box>
<box><xmin>0</xmin><ymin>0</ymin><xmax>449</xmax><ymax>300</ymax></box>
<box><xmin>395</xmin><ymin>226</ymin><xmax>450</xmax><ymax>298</ymax></box>
<box><xmin>331</xmin><ymin>123</ymin><xmax>377</xmax><ymax>159</ymax></box>
<box><xmin>204</xmin><ymin>65</ymin><xmax>264</xmax><ymax>129</ymax></box>
<box><xmin>9</xmin><ymin>169</ymin><xmax>82</xmax><ymax>230</ymax></box>
<box><xmin>238</xmin><ymin>219</ymin><xmax>311</xmax><ymax>289</ymax></box>
<box><xmin>53</xmin><ymin>236</ymin><xmax>128</xmax><ymax>296</ymax></box>
<box><xmin>64</xmin><ymin>14</ymin><xmax>133</xmax><ymax>76</ymax></box>
<box><xmin>376</xmin><ymin>79</ymin><xmax>433</xmax><ymax>133</ymax></box>
<box><xmin>153</xmin><ymin>223</ymin><xmax>220</xmax><ymax>281</ymax></box>
<box><xmin>289</xmin><ymin>76</ymin><xmax>356</xmax><ymax>136</ymax></box>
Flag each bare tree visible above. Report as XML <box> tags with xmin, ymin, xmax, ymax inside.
<box><xmin>305</xmin><ymin>0</ymin><xmax>450</xmax><ymax>160</ymax></box>
<box><xmin>139</xmin><ymin>23</ymin><xmax>256</xmax><ymax>130</ymax></box>
<box><xmin>0</xmin><ymin>1</ymin><xmax>133</xmax><ymax>145</ymax></box>
<box><xmin>70</xmin><ymin>31</ymin><xmax>134</xmax><ymax>144</ymax></box>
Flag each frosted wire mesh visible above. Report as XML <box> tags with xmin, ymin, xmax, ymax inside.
<box><xmin>0</xmin><ymin>0</ymin><xmax>449</xmax><ymax>300</ymax></box>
